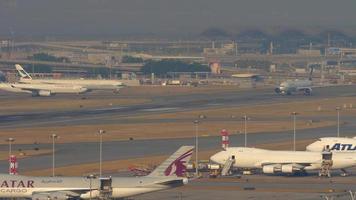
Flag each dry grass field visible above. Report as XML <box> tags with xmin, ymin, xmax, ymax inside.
<box><xmin>2</xmin><ymin>96</ymin><xmax>353</xmax><ymax>144</ymax></box>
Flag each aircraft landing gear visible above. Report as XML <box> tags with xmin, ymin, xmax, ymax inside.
<box><xmin>340</xmin><ymin>169</ymin><xmax>350</xmax><ymax>177</ymax></box>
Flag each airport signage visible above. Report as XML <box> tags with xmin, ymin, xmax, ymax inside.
<box><xmin>0</xmin><ymin>180</ymin><xmax>34</xmax><ymax>188</ymax></box>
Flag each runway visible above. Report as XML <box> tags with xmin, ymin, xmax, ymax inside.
<box><xmin>0</xmin><ymin>85</ymin><xmax>355</xmax><ymax>129</ymax></box>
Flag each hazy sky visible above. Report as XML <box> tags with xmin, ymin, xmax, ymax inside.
<box><xmin>1</xmin><ymin>0</ymin><xmax>356</xmax><ymax>37</ymax></box>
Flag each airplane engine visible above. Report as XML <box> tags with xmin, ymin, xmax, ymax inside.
<box><xmin>281</xmin><ymin>164</ymin><xmax>294</xmax><ymax>173</ymax></box>
<box><xmin>37</xmin><ymin>90</ymin><xmax>52</xmax><ymax>97</ymax></box>
<box><xmin>262</xmin><ymin>165</ymin><xmax>277</xmax><ymax>174</ymax></box>
<box><xmin>304</xmin><ymin>88</ymin><xmax>312</xmax><ymax>96</ymax></box>
<box><xmin>32</xmin><ymin>192</ymin><xmax>71</xmax><ymax>200</ymax></box>
<box><xmin>32</xmin><ymin>193</ymin><xmax>50</xmax><ymax>200</ymax></box>
<box><xmin>274</xmin><ymin>88</ymin><xmax>281</xmax><ymax>94</ymax></box>
<box><xmin>48</xmin><ymin>192</ymin><xmax>71</xmax><ymax>200</ymax></box>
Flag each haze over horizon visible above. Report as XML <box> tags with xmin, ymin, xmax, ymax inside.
<box><xmin>1</xmin><ymin>0</ymin><xmax>356</xmax><ymax>38</ymax></box>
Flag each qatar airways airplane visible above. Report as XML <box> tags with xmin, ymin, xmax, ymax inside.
<box><xmin>0</xmin><ymin>146</ymin><xmax>194</xmax><ymax>200</ymax></box>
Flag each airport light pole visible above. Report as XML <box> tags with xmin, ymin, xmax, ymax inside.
<box><xmin>50</xmin><ymin>134</ymin><xmax>58</xmax><ymax>177</ymax></box>
<box><xmin>336</xmin><ymin>106</ymin><xmax>341</xmax><ymax>137</ymax></box>
<box><xmin>242</xmin><ymin>115</ymin><xmax>250</xmax><ymax>147</ymax></box>
<box><xmin>86</xmin><ymin>174</ymin><xmax>97</xmax><ymax>200</ymax></box>
<box><xmin>193</xmin><ymin>120</ymin><xmax>199</xmax><ymax>177</ymax></box>
<box><xmin>6</xmin><ymin>137</ymin><xmax>15</xmax><ymax>159</ymax></box>
<box><xmin>6</xmin><ymin>138</ymin><xmax>15</xmax><ymax>173</ymax></box>
<box><xmin>291</xmin><ymin>112</ymin><xmax>299</xmax><ymax>151</ymax></box>
<box><xmin>98</xmin><ymin>129</ymin><xmax>106</xmax><ymax>177</ymax></box>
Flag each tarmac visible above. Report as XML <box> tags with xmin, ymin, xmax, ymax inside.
<box><xmin>1</xmin><ymin>85</ymin><xmax>356</xmax><ymax>199</ymax></box>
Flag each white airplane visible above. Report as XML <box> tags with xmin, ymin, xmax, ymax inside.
<box><xmin>0</xmin><ymin>146</ymin><xmax>194</xmax><ymax>200</ymax></box>
<box><xmin>210</xmin><ymin>147</ymin><xmax>356</xmax><ymax>175</ymax></box>
<box><xmin>0</xmin><ymin>82</ymin><xmax>88</xmax><ymax>96</ymax></box>
<box><xmin>275</xmin><ymin>67</ymin><xmax>314</xmax><ymax>96</ymax></box>
<box><xmin>15</xmin><ymin>64</ymin><xmax>125</xmax><ymax>91</ymax></box>
<box><xmin>306</xmin><ymin>137</ymin><xmax>356</xmax><ymax>152</ymax></box>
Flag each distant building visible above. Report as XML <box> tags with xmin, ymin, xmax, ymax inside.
<box><xmin>327</xmin><ymin>47</ymin><xmax>356</xmax><ymax>56</ymax></box>
<box><xmin>297</xmin><ymin>49</ymin><xmax>321</xmax><ymax>56</ymax></box>
<box><xmin>269</xmin><ymin>64</ymin><xmax>276</xmax><ymax>73</ymax></box>
<box><xmin>210</xmin><ymin>62</ymin><xmax>221</xmax><ymax>74</ymax></box>
<box><xmin>204</xmin><ymin>42</ymin><xmax>237</xmax><ymax>56</ymax></box>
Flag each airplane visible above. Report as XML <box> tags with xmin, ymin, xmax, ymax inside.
<box><xmin>306</xmin><ymin>137</ymin><xmax>356</xmax><ymax>152</ymax></box>
<box><xmin>15</xmin><ymin>64</ymin><xmax>125</xmax><ymax>91</ymax></box>
<box><xmin>210</xmin><ymin>147</ymin><xmax>356</xmax><ymax>175</ymax></box>
<box><xmin>275</xmin><ymin>66</ymin><xmax>314</xmax><ymax>96</ymax></box>
<box><xmin>0</xmin><ymin>82</ymin><xmax>88</xmax><ymax>97</ymax></box>
<box><xmin>0</xmin><ymin>146</ymin><xmax>194</xmax><ymax>200</ymax></box>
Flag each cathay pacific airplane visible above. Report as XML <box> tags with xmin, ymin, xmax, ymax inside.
<box><xmin>0</xmin><ymin>146</ymin><xmax>194</xmax><ymax>200</ymax></box>
<box><xmin>0</xmin><ymin>82</ymin><xmax>88</xmax><ymax>96</ymax></box>
<box><xmin>15</xmin><ymin>64</ymin><xmax>125</xmax><ymax>91</ymax></box>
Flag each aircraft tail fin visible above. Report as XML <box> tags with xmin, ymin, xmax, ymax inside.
<box><xmin>148</xmin><ymin>146</ymin><xmax>194</xmax><ymax>177</ymax></box>
<box><xmin>15</xmin><ymin>64</ymin><xmax>32</xmax><ymax>80</ymax></box>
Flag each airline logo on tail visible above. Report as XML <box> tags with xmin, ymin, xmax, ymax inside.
<box><xmin>148</xmin><ymin>146</ymin><xmax>194</xmax><ymax>177</ymax></box>
<box><xmin>15</xmin><ymin>64</ymin><xmax>32</xmax><ymax>80</ymax></box>
<box><xmin>164</xmin><ymin>149</ymin><xmax>194</xmax><ymax>177</ymax></box>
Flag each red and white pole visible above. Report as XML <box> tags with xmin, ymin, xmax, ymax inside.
<box><xmin>221</xmin><ymin>129</ymin><xmax>229</xmax><ymax>150</ymax></box>
<box><xmin>9</xmin><ymin>155</ymin><xmax>18</xmax><ymax>175</ymax></box>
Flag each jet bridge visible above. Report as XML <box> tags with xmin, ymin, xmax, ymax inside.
<box><xmin>99</xmin><ymin>177</ymin><xmax>112</xmax><ymax>199</ymax></box>
<box><xmin>319</xmin><ymin>146</ymin><xmax>333</xmax><ymax>177</ymax></box>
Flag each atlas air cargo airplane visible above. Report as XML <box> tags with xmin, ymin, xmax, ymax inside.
<box><xmin>0</xmin><ymin>146</ymin><xmax>194</xmax><ymax>200</ymax></box>
<box><xmin>210</xmin><ymin>147</ymin><xmax>356</xmax><ymax>175</ymax></box>
<box><xmin>306</xmin><ymin>137</ymin><xmax>356</xmax><ymax>152</ymax></box>
<box><xmin>15</xmin><ymin>64</ymin><xmax>125</xmax><ymax>91</ymax></box>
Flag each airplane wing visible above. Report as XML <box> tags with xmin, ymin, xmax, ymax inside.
<box><xmin>153</xmin><ymin>179</ymin><xmax>186</xmax><ymax>187</ymax></box>
<box><xmin>10</xmin><ymin>84</ymin><xmax>52</xmax><ymax>96</ymax></box>
<box><xmin>32</xmin><ymin>190</ymin><xmax>87</xmax><ymax>200</ymax></box>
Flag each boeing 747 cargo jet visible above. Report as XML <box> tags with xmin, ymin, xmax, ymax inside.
<box><xmin>16</xmin><ymin>64</ymin><xmax>125</xmax><ymax>91</ymax></box>
<box><xmin>210</xmin><ymin>147</ymin><xmax>356</xmax><ymax>176</ymax></box>
<box><xmin>0</xmin><ymin>146</ymin><xmax>194</xmax><ymax>199</ymax></box>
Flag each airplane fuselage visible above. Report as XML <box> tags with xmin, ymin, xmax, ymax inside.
<box><xmin>210</xmin><ymin>147</ymin><xmax>356</xmax><ymax>173</ymax></box>
<box><xmin>275</xmin><ymin>79</ymin><xmax>312</xmax><ymax>95</ymax></box>
<box><xmin>19</xmin><ymin>79</ymin><xmax>124</xmax><ymax>90</ymax></box>
<box><xmin>0</xmin><ymin>174</ymin><xmax>185</xmax><ymax>199</ymax></box>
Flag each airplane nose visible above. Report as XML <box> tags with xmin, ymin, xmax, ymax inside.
<box><xmin>210</xmin><ymin>154</ymin><xmax>220</xmax><ymax>164</ymax></box>
<box><xmin>306</xmin><ymin>143</ymin><xmax>318</xmax><ymax>152</ymax></box>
